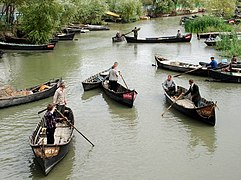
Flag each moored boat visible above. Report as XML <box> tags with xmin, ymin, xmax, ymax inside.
<box><xmin>204</xmin><ymin>39</ymin><xmax>218</xmax><ymax>46</ymax></box>
<box><xmin>124</xmin><ymin>33</ymin><xmax>192</xmax><ymax>43</ymax></box>
<box><xmin>0</xmin><ymin>41</ymin><xmax>55</xmax><ymax>50</ymax></box>
<box><xmin>0</xmin><ymin>78</ymin><xmax>60</xmax><ymax>108</ymax></box>
<box><xmin>208</xmin><ymin>69</ymin><xmax>241</xmax><ymax>83</ymax></box>
<box><xmin>155</xmin><ymin>55</ymin><xmax>209</xmax><ymax>77</ymax></box>
<box><xmin>101</xmin><ymin>80</ymin><xmax>137</xmax><ymax>108</ymax></box>
<box><xmin>82</xmin><ymin>68</ymin><xmax>110</xmax><ymax>91</ymax></box>
<box><xmin>30</xmin><ymin>107</ymin><xmax>74</xmax><ymax>175</ymax></box>
<box><xmin>163</xmin><ymin>86</ymin><xmax>216</xmax><ymax>125</ymax></box>
<box><xmin>55</xmin><ymin>33</ymin><xmax>75</xmax><ymax>41</ymax></box>
<box><xmin>82</xmin><ymin>24</ymin><xmax>110</xmax><ymax>31</ymax></box>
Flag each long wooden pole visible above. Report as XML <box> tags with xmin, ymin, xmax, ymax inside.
<box><xmin>161</xmin><ymin>93</ymin><xmax>183</xmax><ymax>117</ymax></box>
<box><xmin>56</xmin><ymin>109</ymin><xmax>95</xmax><ymax>147</ymax></box>
<box><xmin>173</xmin><ymin>66</ymin><xmax>203</xmax><ymax>77</ymax></box>
<box><xmin>120</xmin><ymin>74</ymin><xmax>129</xmax><ymax>89</ymax></box>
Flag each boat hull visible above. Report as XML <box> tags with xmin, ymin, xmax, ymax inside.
<box><xmin>209</xmin><ymin>70</ymin><xmax>241</xmax><ymax>83</ymax></box>
<box><xmin>0</xmin><ymin>42</ymin><xmax>55</xmax><ymax>50</ymax></box>
<box><xmin>82</xmin><ymin>69</ymin><xmax>110</xmax><ymax>91</ymax></box>
<box><xmin>125</xmin><ymin>34</ymin><xmax>192</xmax><ymax>43</ymax></box>
<box><xmin>30</xmin><ymin>107</ymin><xmax>74</xmax><ymax>175</ymax></box>
<box><xmin>31</xmin><ymin>143</ymin><xmax>71</xmax><ymax>175</ymax></box>
<box><xmin>102</xmin><ymin>81</ymin><xmax>137</xmax><ymax>107</ymax></box>
<box><xmin>0</xmin><ymin>79</ymin><xmax>60</xmax><ymax>108</ymax></box>
<box><xmin>164</xmin><ymin>86</ymin><xmax>216</xmax><ymax>125</ymax></box>
<box><xmin>155</xmin><ymin>56</ymin><xmax>210</xmax><ymax>77</ymax></box>
<box><xmin>56</xmin><ymin>33</ymin><xmax>75</xmax><ymax>41</ymax></box>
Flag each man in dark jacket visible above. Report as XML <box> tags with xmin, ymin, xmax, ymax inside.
<box><xmin>183</xmin><ymin>79</ymin><xmax>201</xmax><ymax>107</ymax></box>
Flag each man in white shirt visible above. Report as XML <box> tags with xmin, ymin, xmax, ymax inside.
<box><xmin>108</xmin><ymin>62</ymin><xmax>120</xmax><ymax>91</ymax></box>
<box><xmin>162</xmin><ymin>75</ymin><xmax>177</xmax><ymax>96</ymax></box>
<box><xmin>53</xmin><ymin>82</ymin><xmax>66</xmax><ymax>115</ymax></box>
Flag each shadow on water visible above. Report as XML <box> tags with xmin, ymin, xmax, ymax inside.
<box><xmin>81</xmin><ymin>89</ymin><xmax>102</xmax><ymax>102</ymax></box>
<box><xmin>101</xmin><ymin>91</ymin><xmax>138</xmax><ymax>122</ymax></box>
<box><xmin>163</xmin><ymin>101</ymin><xmax>217</xmax><ymax>153</ymax></box>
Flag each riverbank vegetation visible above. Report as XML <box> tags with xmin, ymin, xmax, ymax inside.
<box><xmin>0</xmin><ymin>0</ymin><xmax>240</xmax><ymax>44</ymax></box>
<box><xmin>184</xmin><ymin>16</ymin><xmax>234</xmax><ymax>33</ymax></box>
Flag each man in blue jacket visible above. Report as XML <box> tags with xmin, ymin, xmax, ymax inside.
<box><xmin>206</xmin><ymin>57</ymin><xmax>218</xmax><ymax>69</ymax></box>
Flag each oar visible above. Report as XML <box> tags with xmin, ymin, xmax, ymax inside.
<box><xmin>161</xmin><ymin>93</ymin><xmax>183</xmax><ymax>117</ymax></box>
<box><xmin>122</xmin><ymin>31</ymin><xmax>132</xmax><ymax>36</ymax></box>
<box><xmin>120</xmin><ymin>74</ymin><xmax>129</xmax><ymax>89</ymax></box>
<box><xmin>56</xmin><ymin>109</ymin><xmax>95</xmax><ymax>147</ymax></box>
<box><xmin>38</xmin><ymin>108</ymin><xmax>47</xmax><ymax>114</ymax></box>
<box><xmin>173</xmin><ymin>66</ymin><xmax>203</xmax><ymax>77</ymax></box>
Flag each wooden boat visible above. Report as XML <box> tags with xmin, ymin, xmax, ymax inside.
<box><xmin>163</xmin><ymin>86</ymin><xmax>216</xmax><ymax>125</ymax></box>
<box><xmin>208</xmin><ymin>69</ymin><xmax>241</xmax><ymax>83</ymax></box>
<box><xmin>204</xmin><ymin>39</ymin><xmax>218</xmax><ymax>46</ymax></box>
<box><xmin>0</xmin><ymin>41</ymin><xmax>55</xmax><ymax>50</ymax></box>
<box><xmin>82</xmin><ymin>24</ymin><xmax>110</xmax><ymax>31</ymax></box>
<box><xmin>0</xmin><ymin>79</ymin><xmax>60</xmax><ymax>108</ymax></box>
<box><xmin>124</xmin><ymin>33</ymin><xmax>192</xmax><ymax>43</ymax></box>
<box><xmin>30</xmin><ymin>107</ymin><xmax>74</xmax><ymax>175</ymax></box>
<box><xmin>82</xmin><ymin>68</ymin><xmax>110</xmax><ymax>91</ymax></box>
<box><xmin>197</xmin><ymin>32</ymin><xmax>241</xmax><ymax>39</ymax></box>
<box><xmin>155</xmin><ymin>56</ymin><xmax>210</xmax><ymax>77</ymax></box>
<box><xmin>4</xmin><ymin>36</ymin><xmax>32</xmax><ymax>44</ymax></box>
<box><xmin>55</xmin><ymin>33</ymin><xmax>75</xmax><ymax>41</ymax></box>
<box><xmin>112</xmin><ymin>36</ymin><xmax>125</xmax><ymax>42</ymax></box>
<box><xmin>101</xmin><ymin>80</ymin><xmax>137</xmax><ymax>108</ymax></box>
<box><xmin>4</xmin><ymin>36</ymin><xmax>58</xmax><ymax>45</ymax></box>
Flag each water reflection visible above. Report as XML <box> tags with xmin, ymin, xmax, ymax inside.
<box><xmin>81</xmin><ymin>89</ymin><xmax>102</xmax><ymax>102</ymax></box>
<box><xmin>101</xmin><ymin>92</ymin><xmax>138</xmax><ymax>122</ymax></box>
<box><xmin>163</xmin><ymin>101</ymin><xmax>217</xmax><ymax>154</ymax></box>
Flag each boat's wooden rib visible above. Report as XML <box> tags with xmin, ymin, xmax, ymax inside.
<box><xmin>163</xmin><ymin>86</ymin><xmax>216</xmax><ymax>125</ymax></box>
<box><xmin>30</xmin><ymin>107</ymin><xmax>74</xmax><ymax>175</ymax></box>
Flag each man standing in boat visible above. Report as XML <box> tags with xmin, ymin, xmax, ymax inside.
<box><xmin>44</xmin><ymin>104</ymin><xmax>57</xmax><ymax>144</ymax></box>
<box><xmin>53</xmin><ymin>82</ymin><xmax>66</xmax><ymax>116</ymax></box>
<box><xmin>162</xmin><ymin>75</ymin><xmax>177</xmax><ymax>96</ymax></box>
<box><xmin>108</xmin><ymin>62</ymin><xmax>120</xmax><ymax>92</ymax></box>
<box><xmin>182</xmin><ymin>79</ymin><xmax>201</xmax><ymax>107</ymax></box>
<box><xmin>132</xmin><ymin>27</ymin><xmax>140</xmax><ymax>39</ymax></box>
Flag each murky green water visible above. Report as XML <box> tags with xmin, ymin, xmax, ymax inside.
<box><xmin>1</xmin><ymin>16</ymin><xmax>241</xmax><ymax>179</ymax></box>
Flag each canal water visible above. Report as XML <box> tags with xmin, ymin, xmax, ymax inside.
<box><xmin>0</xmin><ymin>16</ymin><xmax>241</xmax><ymax>179</ymax></box>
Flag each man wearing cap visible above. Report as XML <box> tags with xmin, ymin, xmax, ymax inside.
<box><xmin>53</xmin><ymin>82</ymin><xmax>66</xmax><ymax>115</ymax></box>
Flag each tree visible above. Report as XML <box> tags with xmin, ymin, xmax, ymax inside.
<box><xmin>107</xmin><ymin>0</ymin><xmax>143</xmax><ymax>22</ymax></box>
<box><xmin>18</xmin><ymin>0</ymin><xmax>63</xmax><ymax>44</ymax></box>
<box><xmin>203</xmin><ymin>0</ymin><xmax>237</xmax><ymax>18</ymax></box>
<box><xmin>0</xmin><ymin>0</ymin><xmax>26</xmax><ymax>29</ymax></box>
<box><xmin>73</xmin><ymin>0</ymin><xmax>108</xmax><ymax>24</ymax></box>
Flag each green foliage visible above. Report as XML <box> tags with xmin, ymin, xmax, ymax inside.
<box><xmin>18</xmin><ymin>0</ymin><xmax>63</xmax><ymax>44</ymax></box>
<box><xmin>185</xmin><ymin>16</ymin><xmax>233</xmax><ymax>33</ymax></box>
<box><xmin>216</xmin><ymin>32</ymin><xmax>241</xmax><ymax>57</ymax></box>
<box><xmin>73</xmin><ymin>0</ymin><xmax>108</xmax><ymax>24</ymax></box>
<box><xmin>59</xmin><ymin>0</ymin><xmax>77</xmax><ymax>26</ymax></box>
<box><xmin>152</xmin><ymin>0</ymin><xmax>175</xmax><ymax>15</ymax></box>
<box><xmin>107</xmin><ymin>0</ymin><xmax>143</xmax><ymax>23</ymax></box>
<box><xmin>203</xmin><ymin>0</ymin><xmax>236</xmax><ymax>18</ymax></box>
